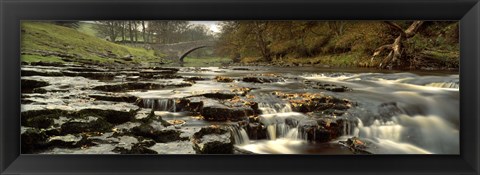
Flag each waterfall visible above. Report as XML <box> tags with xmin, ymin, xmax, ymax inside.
<box><xmin>258</xmin><ymin>103</ymin><xmax>292</xmax><ymax>114</ymax></box>
<box><xmin>356</xmin><ymin>118</ymin><xmax>403</xmax><ymax>142</ymax></box>
<box><xmin>141</xmin><ymin>98</ymin><xmax>177</xmax><ymax>112</ymax></box>
<box><xmin>259</xmin><ymin>112</ymin><xmax>308</xmax><ymax>141</ymax></box>
<box><xmin>228</xmin><ymin>125</ymin><xmax>250</xmax><ymax>145</ymax></box>
<box><xmin>256</xmin><ymin>93</ymin><xmax>293</xmax><ymax>114</ymax></box>
<box><xmin>354</xmin><ymin>114</ymin><xmax>459</xmax><ymax>154</ymax></box>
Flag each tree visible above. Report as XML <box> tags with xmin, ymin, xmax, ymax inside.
<box><xmin>142</xmin><ymin>21</ymin><xmax>147</xmax><ymax>43</ymax></box>
<box><xmin>371</xmin><ymin>21</ymin><xmax>424</xmax><ymax>69</ymax></box>
<box><xmin>94</xmin><ymin>21</ymin><xmax>120</xmax><ymax>42</ymax></box>
<box><xmin>128</xmin><ymin>21</ymin><xmax>134</xmax><ymax>43</ymax></box>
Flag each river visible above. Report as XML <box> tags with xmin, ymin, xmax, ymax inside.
<box><xmin>130</xmin><ymin>66</ymin><xmax>459</xmax><ymax>154</ymax></box>
<box><xmin>21</xmin><ymin>64</ymin><xmax>459</xmax><ymax>154</ymax></box>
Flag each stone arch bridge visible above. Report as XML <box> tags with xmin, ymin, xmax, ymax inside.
<box><xmin>151</xmin><ymin>40</ymin><xmax>216</xmax><ymax>63</ymax></box>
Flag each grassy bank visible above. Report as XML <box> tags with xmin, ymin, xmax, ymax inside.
<box><xmin>21</xmin><ymin>22</ymin><xmax>161</xmax><ymax>65</ymax></box>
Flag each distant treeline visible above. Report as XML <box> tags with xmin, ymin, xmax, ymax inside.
<box><xmin>91</xmin><ymin>21</ymin><xmax>215</xmax><ymax>44</ymax></box>
<box><xmin>216</xmin><ymin>21</ymin><xmax>459</xmax><ymax>69</ymax></box>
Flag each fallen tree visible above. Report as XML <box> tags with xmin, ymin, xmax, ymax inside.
<box><xmin>371</xmin><ymin>21</ymin><xmax>424</xmax><ymax>69</ymax></box>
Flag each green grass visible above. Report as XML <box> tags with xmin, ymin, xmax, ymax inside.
<box><xmin>183</xmin><ymin>57</ymin><xmax>232</xmax><ymax>67</ymax></box>
<box><xmin>21</xmin><ymin>22</ymin><xmax>161</xmax><ymax>64</ymax></box>
<box><xmin>21</xmin><ymin>55</ymin><xmax>65</xmax><ymax>63</ymax></box>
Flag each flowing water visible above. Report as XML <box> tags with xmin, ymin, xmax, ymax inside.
<box><xmin>127</xmin><ymin>66</ymin><xmax>459</xmax><ymax>154</ymax></box>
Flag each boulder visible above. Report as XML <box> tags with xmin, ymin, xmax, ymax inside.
<box><xmin>201</xmin><ymin>106</ymin><xmax>254</xmax><ymax>121</ymax></box>
<box><xmin>304</xmin><ymin>80</ymin><xmax>352</xmax><ymax>92</ymax></box>
<box><xmin>202</xmin><ymin>92</ymin><xmax>237</xmax><ymax>100</ymax></box>
<box><xmin>77</xmin><ymin>109</ymin><xmax>135</xmax><ymax>124</ymax></box>
<box><xmin>214</xmin><ymin>76</ymin><xmax>234</xmax><ymax>83</ymax></box>
<box><xmin>89</xmin><ymin>94</ymin><xmax>138</xmax><ymax>103</ymax></box>
<box><xmin>21</xmin><ymin>79</ymin><xmax>49</xmax><ymax>93</ymax></box>
<box><xmin>47</xmin><ymin>134</ymin><xmax>92</xmax><ymax>148</ymax></box>
<box><xmin>242</xmin><ymin>76</ymin><xmax>283</xmax><ymax>83</ymax></box>
<box><xmin>113</xmin><ymin>143</ymin><xmax>158</xmax><ymax>154</ymax></box>
<box><xmin>192</xmin><ymin>126</ymin><xmax>234</xmax><ymax>154</ymax></box>
<box><xmin>21</xmin><ymin>128</ymin><xmax>49</xmax><ymax>153</ymax></box>
<box><xmin>131</xmin><ymin>124</ymin><xmax>182</xmax><ymax>143</ymax></box>
<box><xmin>61</xmin><ymin>117</ymin><xmax>113</xmax><ymax>134</ymax></box>
<box><xmin>246</xmin><ymin>123</ymin><xmax>268</xmax><ymax>140</ymax></box>
<box><xmin>377</xmin><ymin>102</ymin><xmax>403</xmax><ymax>120</ymax></box>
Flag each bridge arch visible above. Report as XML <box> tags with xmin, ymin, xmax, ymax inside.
<box><xmin>178</xmin><ymin>45</ymin><xmax>212</xmax><ymax>62</ymax></box>
<box><xmin>151</xmin><ymin>40</ymin><xmax>216</xmax><ymax>63</ymax></box>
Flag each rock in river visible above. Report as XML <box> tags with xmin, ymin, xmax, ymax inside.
<box><xmin>192</xmin><ymin>126</ymin><xmax>234</xmax><ymax>154</ymax></box>
<box><xmin>201</xmin><ymin>106</ymin><xmax>254</xmax><ymax>121</ymax></box>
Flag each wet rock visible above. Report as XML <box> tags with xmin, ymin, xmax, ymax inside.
<box><xmin>149</xmin><ymin>141</ymin><xmax>195</xmax><ymax>154</ymax></box>
<box><xmin>92</xmin><ymin>82</ymin><xmax>192</xmax><ymax>92</ymax></box>
<box><xmin>297</xmin><ymin>117</ymin><xmax>354</xmax><ymax>143</ymax></box>
<box><xmin>321</xmin><ymin>109</ymin><xmax>346</xmax><ymax>116</ymax></box>
<box><xmin>246</xmin><ymin>123</ymin><xmax>268</xmax><ymax>140</ymax></box>
<box><xmin>202</xmin><ymin>92</ymin><xmax>237</xmax><ymax>100</ymax></box>
<box><xmin>377</xmin><ymin>102</ymin><xmax>403</xmax><ymax>120</ymax></box>
<box><xmin>136</xmin><ymin>110</ymin><xmax>172</xmax><ymax>127</ymax></box>
<box><xmin>201</xmin><ymin>106</ymin><xmax>254</xmax><ymax>121</ymax></box>
<box><xmin>242</xmin><ymin>76</ymin><xmax>283</xmax><ymax>83</ymax></box>
<box><xmin>21</xmin><ymin>69</ymin><xmax>64</xmax><ymax>77</ymax></box>
<box><xmin>61</xmin><ymin>117</ymin><xmax>113</xmax><ymax>134</ymax></box>
<box><xmin>154</xmin><ymin>74</ymin><xmax>183</xmax><ymax>79</ymax></box>
<box><xmin>184</xmin><ymin>76</ymin><xmax>208</xmax><ymax>83</ymax></box>
<box><xmin>77</xmin><ymin>109</ymin><xmax>135</xmax><ymax>124</ymax></box>
<box><xmin>304</xmin><ymin>80</ymin><xmax>352</xmax><ymax>92</ymax></box>
<box><xmin>274</xmin><ymin>92</ymin><xmax>352</xmax><ymax>114</ymax></box>
<box><xmin>113</xmin><ymin>143</ymin><xmax>158</xmax><ymax>154</ymax></box>
<box><xmin>22</xmin><ymin>113</ymin><xmax>56</xmax><ymax>129</ymax></box>
<box><xmin>339</xmin><ymin>137</ymin><xmax>371</xmax><ymax>154</ymax></box>
<box><xmin>214</xmin><ymin>76</ymin><xmax>234</xmax><ymax>83</ymax></box>
<box><xmin>61</xmin><ymin>71</ymin><xmax>116</xmax><ymax>80</ymax></box>
<box><xmin>32</xmin><ymin>88</ymin><xmax>48</xmax><ymax>94</ymax></box>
<box><xmin>29</xmin><ymin>61</ymin><xmax>66</xmax><ymax>67</ymax></box>
<box><xmin>139</xmin><ymin>69</ymin><xmax>178</xmax><ymax>78</ymax></box>
<box><xmin>21</xmin><ymin>109</ymin><xmax>69</xmax><ymax>119</ymax></box>
<box><xmin>22</xmin><ymin>79</ymin><xmax>49</xmax><ymax>93</ymax></box>
<box><xmin>126</xmin><ymin>76</ymin><xmax>140</xmax><ymax>81</ymax></box>
<box><xmin>47</xmin><ymin>134</ymin><xmax>91</xmax><ymax>148</ymax></box>
<box><xmin>21</xmin><ymin>128</ymin><xmax>49</xmax><ymax>153</ymax></box>
<box><xmin>89</xmin><ymin>94</ymin><xmax>138</xmax><ymax>103</ymax></box>
<box><xmin>298</xmin><ymin>120</ymin><xmax>332</xmax><ymax>142</ymax></box>
<box><xmin>176</xmin><ymin>98</ymin><xmax>204</xmax><ymax>114</ymax></box>
<box><xmin>192</xmin><ymin>126</ymin><xmax>234</xmax><ymax>154</ymax></box>
<box><xmin>151</xmin><ymin>67</ymin><xmax>180</xmax><ymax>72</ymax></box>
<box><xmin>131</xmin><ymin>124</ymin><xmax>182</xmax><ymax>143</ymax></box>
<box><xmin>232</xmin><ymin>68</ymin><xmax>250</xmax><ymax>71</ymax></box>
<box><xmin>66</xmin><ymin>67</ymin><xmax>107</xmax><ymax>72</ymax></box>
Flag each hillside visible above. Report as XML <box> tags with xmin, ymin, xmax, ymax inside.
<box><xmin>21</xmin><ymin>22</ymin><xmax>162</xmax><ymax>65</ymax></box>
<box><xmin>218</xmin><ymin>21</ymin><xmax>459</xmax><ymax>70</ymax></box>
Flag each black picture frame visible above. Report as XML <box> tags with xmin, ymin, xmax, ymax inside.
<box><xmin>1</xmin><ymin>0</ymin><xmax>479</xmax><ymax>174</ymax></box>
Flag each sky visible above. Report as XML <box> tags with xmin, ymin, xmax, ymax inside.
<box><xmin>189</xmin><ymin>21</ymin><xmax>221</xmax><ymax>33</ymax></box>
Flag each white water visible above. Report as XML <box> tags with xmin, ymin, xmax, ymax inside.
<box><xmin>259</xmin><ymin>112</ymin><xmax>308</xmax><ymax>141</ymax></box>
<box><xmin>142</xmin><ymin>98</ymin><xmax>177</xmax><ymax>112</ymax></box>
<box><xmin>235</xmin><ymin>72</ymin><xmax>459</xmax><ymax>154</ymax></box>
<box><xmin>229</xmin><ymin>125</ymin><xmax>250</xmax><ymax>145</ymax></box>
